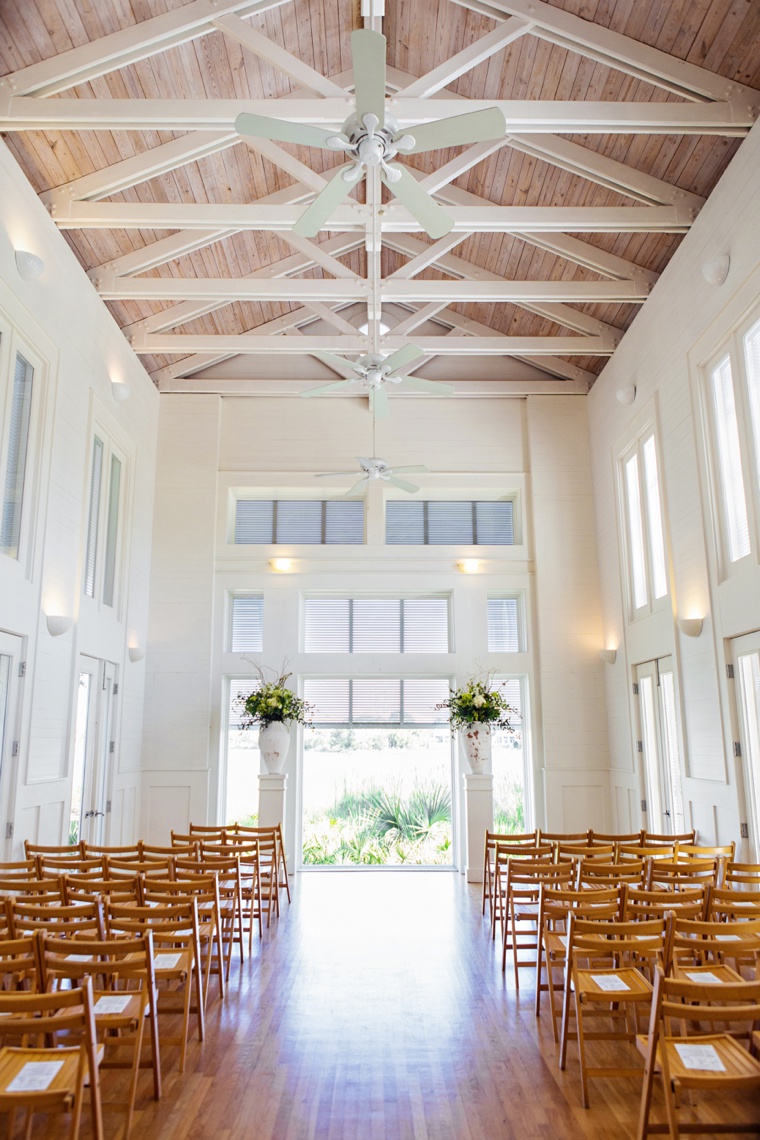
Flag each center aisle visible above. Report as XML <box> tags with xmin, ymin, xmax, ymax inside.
<box><xmin>135</xmin><ymin>870</ymin><xmax>645</xmax><ymax>1139</ymax></box>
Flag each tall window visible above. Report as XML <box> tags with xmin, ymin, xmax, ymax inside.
<box><xmin>710</xmin><ymin>354</ymin><xmax>750</xmax><ymax>563</ymax></box>
<box><xmin>487</xmin><ymin>596</ymin><xmax>525</xmax><ymax>652</ymax></box>
<box><xmin>84</xmin><ymin>434</ymin><xmax>124</xmax><ymax>608</ymax></box>
<box><xmin>620</xmin><ymin>430</ymin><xmax>669</xmax><ymax>616</ymax></box>
<box><xmin>1</xmin><ymin>352</ymin><xmax>34</xmax><ymax>560</ymax></box>
<box><xmin>229</xmin><ymin>596</ymin><xmax>264</xmax><ymax>652</ymax></box>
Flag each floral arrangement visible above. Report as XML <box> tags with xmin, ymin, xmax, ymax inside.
<box><xmin>437</xmin><ymin>677</ymin><xmax>516</xmax><ymax>732</ymax></box>
<box><xmin>237</xmin><ymin>672</ymin><xmax>312</xmax><ymax>729</ymax></box>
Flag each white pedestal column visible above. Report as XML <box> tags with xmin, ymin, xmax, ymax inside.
<box><xmin>463</xmin><ymin>773</ymin><xmax>493</xmax><ymax>883</ymax></box>
<box><xmin>258</xmin><ymin>773</ymin><xmax>287</xmax><ymax>829</ymax></box>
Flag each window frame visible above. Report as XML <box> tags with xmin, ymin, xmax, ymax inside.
<box><xmin>228</xmin><ymin>594</ymin><xmax>265</xmax><ymax>653</ymax></box>
<box><xmin>0</xmin><ymin>325</ymin><xmax>46</xmax><ymax>577</ymax></box>
<box><xmin>82</xmin><ymin>428</ymin><xmax>127</xmax><ymax>613</ymax></box>
<box><xmin>384</xmin><ymin>497</ymin><xmax>518</xmax><ymax>547</ymax></box>
<box><xmin>486</xmin><ymin>594</ymin><xmax>527</xmax><ymax>654</ymax></box>
<box><xmin>617</xmin><ymin>424</ymin><xmax>670</xmax><ymax>621</ymax></box>
<box><xmin>301</xmin><ymin>593</ymin><xmax>453</xmax><ymax>654</ymax></box>
<box><xmin>233</xmin><ymin>497</ymin><xmax>365</xmax><ymax>546</ymax></box>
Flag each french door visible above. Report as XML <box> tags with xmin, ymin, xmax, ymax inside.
<box><xmin>69</xmin><ymin>656</ymin><xmax>117</xmax><ymax>846</ymax></box>
<box><xmin>635</xmin><ymin>656</ymin><xmax>686</xmax><ymax>835</ymax></box>
<box><xmin>0</xmin><ymin>631</ymin><xmax>23</xmax><ymax>854</ymax></box>
<box><xmin>731</xmin><ymin>632</ymin><xmax>760</xmax><ymax>859</ymax></box>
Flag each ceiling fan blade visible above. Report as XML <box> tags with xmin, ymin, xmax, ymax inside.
<box><xmin>351</xmin><ymin>30</ymin><xmax>387</xmax><ymax>125</ymax></box>
<box><xmin>312</xmin><ymin>351</ymin><xmax>358</xmax><ymax>377</ymax></box>
<box><xmin>293</xmin><ymin>167</ymin><xmax>357</xmax><ymax>237</ymax></box>
<box><xmin>383</xmin><ymin>344</ymin><xmax>426</xmax><ymax>376</ymax></box>
<box><xmin>398</xmin><ymin>376</ymin><xmax>454</xmax><ymax>396</ymax></box>
<box><xmin>345</xmin><ymin>478</ymin><xmax>369</xmax><ymax>497</ymax></box>
<box><xmin>235</xmin><ymin>113</ymin><xmax>336</xmax><ymax>150</ymax></box>
<box><xmin>383</xmin><ymin>165</ymin><xmax>453</xmax><ymax>239</ymax></box>
<box><xmin>370</xmin><ymin>386</ymin><xmax>390</xmax><ymax>418</ymax></box>
<box><xmin>389</xmin><ymin>477</ymin><xmax>420</xmax><ymax>494</ymax></box>
<box><xmin>389</xmin><ymin>465</ymin><xmax>428</xmax><ymax>474</ymax></box>
<box><xmin>402</xmin><ymin>108</ymin><xmax>507</xmax><ymax>154</ymax></box>
<box><xmin>314</xmin><ymin>471</ymin><xmax>361</xmax><ymax>479</ymax></box>
<box><xmin>301</xmin><ymin>379</ymin><xmax>355</xmax><ymax>398</ymax></box>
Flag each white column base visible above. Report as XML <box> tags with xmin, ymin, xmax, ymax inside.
<box><xmin>463</xmin><ymin>773</ymin><xmax>494</xmax><ymax>883</ymax></box>
<box><xmin>258</xmin><ymin>773</ymin><xmax>287</xmax><ymax>830</ymax></box>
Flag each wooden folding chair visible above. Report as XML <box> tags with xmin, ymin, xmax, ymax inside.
<box><xmin>637</xmin><ymin>968</ymin><xmax>760</xmax><ymax>1139</ymax></box>
<box><xmin>501</xmin><ymin>858</ymin><xmax>575</xmax><ymax>985</ymax></box>
<box><xmin>670</xmin><ymin>915</ymin><xmax>760</xmax><ymax>983</ymax></box>
<box><xmin>642</xmin><ymin>830</ymin><xmax>696</xmax><ymax>846</ymax></box>
<box><xmin>481</xmin><ymin>830</ymin><xmax>538</xmax><ymax>917</ymax></box>
<box><xmin>588</xmin><ymin>830</ymin><xmax>645</xmax><ymax>848</ymax></box>
<box><xmin>723</xmin><ymin>862</ymin><xmax>760</xmax><ymax>890</ymax></box>
<box><xmin>577</xmin><ymin>859</ymin><xmax>646</xmax><ymax>890</ymax></box>
<box><xmin>63</xmin><ymin>874</ymin><xmax>139</xmax><ymax>907</ymax></box>
<box><xmin>647</xmin><ymin>858</ymin><xmax>720</xmax><ymax>892</ymax></box>
<box><xmin>142</xmin><ymin>876</ymin><xmax>225</xmax><ymax>1004</ymax></box>
<box><xmin>0</xmin><ymin>934</ymin><xmax>40</xmax><ymax>993</ymax></box>
<box><xmin>618</xmin><ymin>844</ymin><xmax>677</xmax><ymax>863</ymax></box>
<box><xmin>39</xmin><ymin>930</ymin><xmax>161</xmax><ymax>1138</ymax></box>
<box><xmin>82</xmin><ymin>844</ymin><xmax>141</xmax><ymax>861</ymax></box>
<box><xmin>202</xmin><ymin>839</ymin><xmax>263</xmax><ymax>948</ymax></box>
<box><xmin>559</xmin><ymin>913</ymin><xmax>673</xmax><ymax>1107</ymax></box>
<box><xmin>9</xmin><ymin>898</ymin><xmax>106</xmax><ymax>942</ymax></box>
<box><xmin>233</xmin><ymin>824</ymin><xmax>291</xmax><ymax>909</ymax></box>
<box><xmin>624</xmin><ymin>885</ymin><xmax>707</xmax><ymax>922</ymax></box>
<box><xmin>490</xmin><ymin>841</ymin><xmax>553</xmax><ymax>939</ymax></box>
<box><xmin>25</xmin><ymin>842</ymin><xmax>86</xmax><ymax>860</ymax></box>
<box><xmin>0</xmin><ymin>976</ymin><xmax>103</xmax><ymax>1140</ymax></box>
<box><xmin>176</xmin><ymin>854</ymin><xmax>244</xmax><ymax>976</ymax></box>
<box><xmin>0</xmin><ymin>875</ymin><xmax>66</xmax><ymax>903</ymax></box>
<box><xmin>0</xmin><ymin>859</ymin><xmax>38</xmax><ymax>880</ymax></box>
<box><xmin>708</xmin><ymin>886</ymin><xmax>760</xmax><ymax>922</ymax></box>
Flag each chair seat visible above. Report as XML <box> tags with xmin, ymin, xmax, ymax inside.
<box><xmin>0</xmin><ymin>1046</ymin><xmax>80</xmax><ymax>1106</ymax></box>
<box><xmin>672</xmin><ymin>962</ymin><xmax>745</xmax><ymax>985</ymax></box>
<box><xmin>658</xmin><ymin>1033</ymin><xmax>760</xmax><ymax>1087</ymax></box>
<box><xmin>576</xmin><ymin>967</ymin><xmax>653</xmax><ymax>1001</ymax></box>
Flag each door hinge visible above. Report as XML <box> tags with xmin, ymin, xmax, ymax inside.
<box><xmin>18</xmin><ymin>661</ymin><xmax>25</xmax><ymax>678</ymax></box>
<box><xmin>641</xmin><ymin>799</ymin><xmax>647</xmax><ymax>813</ymax></box>
<box><xmin>636</xmin><ymin>740</ymin><xmax>643</xmax><ymax>753</ymax></box>
<box><xmin>11</xmin><ymin>742</ymin><xmax>19</xmax><ymax>758</ymax></box>
<box><xmin>112</xmin><ymin>683</ymin><xmax>118</xmax><ymax>696</ymax></box>
<box><xmin>109</xmin><ymin>741</ymin><xmax>115</xmax><ymax>754</ymax></box>
<box><xmin>106</xmin><ymin>800</ymin><xmax>112</xmax><ymax>814</ymax></box>
<box><xmin>740</xmin><ymin>822</ymin><xmax>749</xmax><ymax>839</ymax></box>
<box><xmin>726</xmin><ymin>663</ymin><xmax>734</xmax><ymax>679</ymax></box>
<box><xmin>632</xmin><ymin>682</ymin><xmax>639</xmax><ymax>695</ymax></box>
<box><xmin>5</xmin><ymin>823</ymin><xmax>13</xmax><ymax>840</ymax></box>
<box><xmin>734</xmin><ymin>742</ymin><xmax>742</xmax><ymax>758</ymax></box>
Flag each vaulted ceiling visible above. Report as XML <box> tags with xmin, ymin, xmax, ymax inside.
<box><xmin>1</xmin><ymin>0</ymin><xmax>758</xmax><ymax>398</ymax></box>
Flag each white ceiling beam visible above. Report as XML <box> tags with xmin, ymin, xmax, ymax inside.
<box><xmin>421</xmin><ymin>139</ymin><xmax>511</xmax><ymax>195</ymax></box>
<box><xmin>300</xmin><ymin>304</ymin><xmax>361</xmax><ymax>336</ymax></box>
<box><xmin>41</xmin><ymin>132</ymin><xmax>239</xmax><ymax>205</ymax></box>
<box><xmin>276</xmin><ymin>232</ymin><xmax>359</xmax><ymax>278</ymax></box>
<box><xmin>157</xmin><ymin>374</ymin><xmax>589</xmax><ymax>395</ymax></box>
<box><xmin>389</xmin><ymin>233</ymin><xmax>474</xmax><ymax>279</ymax></box>
<box><xmin>0</xmin><ymin>0</ymin><xmax>290</xmax><ymax>99</ymax></box>
<box><xmin>100</xmin><ymin>277</ymin><xmax>646</xmax><ymax>303</ymax></box>
<box><xmin>389</xmin><ymin>304</ymin><xmax>452</xmax><ymax>335</ymax></box>
<box><xmin>212</xmin><ymin>14</ymin><xmax>348</xmax><ymax>98</ymax></box>
<box><xmin>238</xmin><ymin>137</ymin><xmax>328</xmax><ymax>192</ymax></box>
<box><xmin>119</xmin><ymin>235</ymin><xmax>364</xmax><ymax>337</ymax></box>
<box><xmin>1</xmin><ymin>96</ymin><xmax>751</xmax><ymax>134</ymax></box>
<box><xmin>452</xmin><ymin>0</ymin><xmax>759</xmax><ymax>104</ymax></box>
<box><xmin>396</xmin><ymin>18</ymin><xmax>533</xmax><ymax>98</ymax></box>
<box><xmin>133</xmin><ymin>332</ymin><xmax>611</xmax><ymax>355</ymax></box>
<box><xmin>57</xmin><ymin>201</ymin><xmax>690</xmax><ymax>232</ymax></box>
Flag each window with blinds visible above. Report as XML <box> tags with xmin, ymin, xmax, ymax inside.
<box><xmin>743</xmin><ymin>317</ymin><xmax>760</xmax><ymax>505</ymax></box>
<box><xmin>84</xmin><ymin>434</ymin><xmax>125</xmax><ymax>605</ymax></box>
<box><xmin>1</xmin><ymin>352</ymin><xmax>34</xmax><ymax>559</ymax></box>
<box><xmin>84</xmin><ymin>437</ymin><xmax>104</xmax><ymax>598</ymax></box>
<box><xmin>710</xmin><ymin>354</ymin><xmax>751</xmax><ymax>563</ymax></box>
<box><xmin>619</xmin><ymin>430</ymin><xmax>669</xmax><ymax>616</ymax></box>
<box><xmin>487</xmin><ymin>597</ymin><xmax>523</xmax><ymax>652</ymax></box>
<box><xmin>386</xmin><ymin>500</ymin><xmax>514</xmax><ymax>545</ymax></box>
<box><xmin>230</xmin><ymin>596</ymin><xmax>264</xmax><ymax>652</ymax></box>
<box><xmin>303</xmin><ymin>597</ymin><xmax>450</xmax><ymax>653</ymax></box>
<box><xmin>303</xmin><ymin>678</ymin><xmax>450</xmax><ymax>726</ymax></box>
<box><xmin>235</xmin><ymin>500</ymin><xmax>363</xmax><ymax>544</ymax></box>
<box><xmin>102</xmin><ymin>455</ymin><xmax>121</xmax><ymax>607</ymax></box>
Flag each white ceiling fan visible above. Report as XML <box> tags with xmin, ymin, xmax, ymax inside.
<box><xmin>302</xmin><ymin>343</ymin><xmax>453</xmax><ymax>415</ymax></box>
<box><xmin>235</xmin><ymin>29</ymin><xmax>506</xmax><ymax>239</ymax></box>
<box><xmin>314</xmin><ymin>456</ymin><xmax>428</xmax><ymax>497</ymax></box>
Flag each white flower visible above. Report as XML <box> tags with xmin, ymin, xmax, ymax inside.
<box><xmin>473</xmin><ymin>694</ymin><xmax>486</xmax><ymax>708</ymax></box>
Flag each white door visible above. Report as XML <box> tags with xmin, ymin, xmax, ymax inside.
<box><xmin>0</xmin><ymin>631</ymin><xmax>23</xmax><ymax>855</ymax></box>
<box><xmin>69</xmin><ymin>657</ymin><xmax>117</xmax><ymax>846</ymax></box>
<box><xmin>635</xmin><ymin>656</ymin><xmax>686</xmax><ymax>836</ymax></box>
<box><xmin>731</xmin><ymin>632</ymin><xmax>760</xmax><ymax>860</ymax></box>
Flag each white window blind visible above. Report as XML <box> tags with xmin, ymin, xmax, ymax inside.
<box><xmin>743</xmin><ymin>317</ymin><xmax>760</xmax><ymax>497</ymax></box>
<box><xmin>386</xmin><ymin>501</ymin><xmax>514</xmax><ymax>545</ymax></box>
<box><xmin>711</xmin><ymin>354</ymin><xmax>751</xmax><ymax>562</ymax></box>
<box><xmin>642</xmin><ymin>436</ymin><xmax>668</xmax><ymax>600</ymax></box>
<box><xmin>228</xmin><ymin>678</ymin><xmax>259</xmax><ymax>730</ymax></box>
<box><xmin>102</xmin><ymin>454</ymin><xmax>121</xmax><ymax>608</ymax></box>
<box><xmin>304</xmin><ymin>598</ymin><xmax>450</xmax><ymax>653</ymax></box>
<box><xmin>1</xmin><ymin>353</ymin><xmax>33</xmax><ymax>559</ymax></box>
<box><xmin>235</xmin><ymin>500</ymin><xmax>363</xmax><ymax>544</ymax></box>
<box><xmin>492</xmin><ymin>678</ymin><xmax>522</xmax><ymax>737</ymax></box>
<box><xmin>84</xmin><ymin>437</ymin><xmax>104</xmax><ymax>597</ymax></box>
<box><xmin>230</xmin><ymin>597</ymin><xmax>264</xmax><ymax>652</ymax></box>
<box><xmin>303</xmin><ymin>678</ymin><xmax>449</xmax><ymax>726</ymax></box>
<box><xmin>625</xmin><ymin>453</ymin><xmax>648</xmax><ymax>609</ymax></box>
<box><xmin>487</xmin><ymin>598</ymin><xmax>522</xmax><ymax>652</ymax></box>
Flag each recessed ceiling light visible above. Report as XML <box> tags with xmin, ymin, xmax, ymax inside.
<box><xmin>358</xmin><ymin>320</ymin><xmax>390</xmax><ymax>336</ymax></box>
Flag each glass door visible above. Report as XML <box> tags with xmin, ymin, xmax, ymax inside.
<box><xmin>69</xmin><ymin>657</ymin><xmax>117</xmax><ymax>846</ymax></box>
<box><xmin>731</xmin><ymin>632</ymin><xmax>760</xmax><ymax>860</ymax></box>
<box><xmin>635</xmin><ymin>656</ymin><xmax>686</xmax><ymax>835</ymax></box>
<box><xmin>0</xmin><ymin>631</ymin><xmax>23</xmax><ymax>854</ymax></box>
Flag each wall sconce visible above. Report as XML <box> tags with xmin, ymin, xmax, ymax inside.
<box><xmin>458</xmin><ymin>560</ymin><xmax>479</xmax><ymax>573</ymax></box>
<box><xmin>128</xmin><ymin>646</ymin><xmax>145</xmax><ymax>663</ymax></box>
<box><xmin>111</xmin><ymin>380</ymin><xmax>131</xmax><ymax>403</ymax></box>
<box><xmin>677</xmin><ymin>616</ymin><xmax>703</xmax><ymax>638</ymax></box>
<box><xmin>46</xmin><ymin>614</ymin><xmax>73</xmax><ymax>637</ymax></box>
<box><xmin>616</xmin><ymin>385</ymin><xmax>636</xmax><ymax>406</ymax></box>
<box><xmin>15</xmin><ymin>250</ymin><xmax>45</xmax><ymax>281</ymax></box>
<box><xmin>598</xmin><ymin>649</ymin><xmax>617</xmax><ymax>665</ymax></box>
<box><xmin>270</xmin><ymin>558</ymin><xmax>293</xmax><ymax>572</ymax></box>
<box><xmin>701</xmin><ymin>255</ymin><xmax>730</xmax><ymax>287</ymax></box>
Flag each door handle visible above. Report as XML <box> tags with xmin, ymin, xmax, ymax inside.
<box><xmin>83</xmin><ymin>810</ymin><xmax>105</xmax><ymax>819</ymax></box>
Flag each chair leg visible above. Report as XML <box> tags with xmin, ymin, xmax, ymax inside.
<box><xmin>636</xmin><ymin>1046</ymin><xmax>658</xmax><ymax>1140</ymax></box>
<box><xmin>124</xmin><ymin>1016</ymin><xmax>147</xmax><ymax>1139</ymax></box>
<box><xmin>559</xmin><ymin>966</ymin><xmax>573</xmax><ymax>1071</ymax></box>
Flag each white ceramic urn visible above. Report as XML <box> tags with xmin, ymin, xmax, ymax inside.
<box><xmin>460</xmin><ymin>723</ymin><xmax>492</xmax><ymax>774</ymax></box>
<box><xmin>258</xmin><ymin>720</ymin><xmax>291</xmax><ymax>773</ymax></box>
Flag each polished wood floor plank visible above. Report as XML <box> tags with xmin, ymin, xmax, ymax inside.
<box><xmin>20</xmin><ymin>871</ymin><xmax>760</xmax><ymax>1139</ymax></box>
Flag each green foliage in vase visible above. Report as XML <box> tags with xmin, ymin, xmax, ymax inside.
<box><xmin>436</xmin><ymin>676</ymin><xmax>517</xmax><ymax>731</ymax></box>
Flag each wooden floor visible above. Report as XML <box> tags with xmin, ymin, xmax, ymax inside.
<box><xmin>24</xmin><ymin>872</ymin><xmax>760</xmax><ymax>1139</ymax></box>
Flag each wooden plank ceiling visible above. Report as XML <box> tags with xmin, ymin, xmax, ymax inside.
<box><xmin>0</xmin><ymin>0</ymin><xmax>758</xmax><ymax>394</ymax></box>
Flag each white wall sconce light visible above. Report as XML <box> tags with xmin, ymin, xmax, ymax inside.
<box><xmin>15</xmin><ymin>250</ymin><xmax>45</xmax><ymax>281</ymax></box>
<box><xmin>111</xmin><ymin>380</ymin><xmax>132</xmax><ymax>403</ymax></box>
<box><xmin>677</xmin><ymin>616</ymin><xmax>703</xmax><ymax>638</ymax></box>
<box><xmin>616</xmin><ymin>385</ymin><xmax>636</xmax><ymax>406</ymax></box>
<box><xmin>128</xmin><ymin>646</ymin><xmax>146</xmax><ymax>663</ymax></box>
<box><xmin>46</xmin><ymin>614</ymin><xmax>73</xmax><ymax>637</ymax></box>
<box><xmin>458</xmin><ymin>559</ymin><xmax>480</xmax><ymax>573</ymax></box>
<box><xmin>270</xmin><ymin>558</ymin><xmax>293</xmax><ymax>572</ymax></box>
<box><xmin>598</xmin><ymin>649</ymin><xmax>617</xmax><ymax>665</ymax></box>
<box><xmin>701</xmin><ymin>254</ymin><xmax>730</xmax><ymax>287</ymax></box>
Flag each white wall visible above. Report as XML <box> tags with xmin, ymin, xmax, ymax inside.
<box><xmin>0</xmin><ymin>141</ymin><xmax>159</xmax><ymax>853</ymax></box>
<box><xmin>143</xmin><ymin>388</ymin><xmax>609</xmax><ymax>863</ymax></box>
<box><xmin>588</xmin><ymin>118</ymin><xmax>760</xmax><ymax>853</ymax></box>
